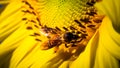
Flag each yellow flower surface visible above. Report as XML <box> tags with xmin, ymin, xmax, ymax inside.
<box><xmin>0</xmin><ymin>0</ymin><xmax>120</xmax><ymax>68</ymax></box>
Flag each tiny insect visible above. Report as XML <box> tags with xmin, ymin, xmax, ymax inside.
<box><xmin>39</xmin><ymin>26</ymin><xmax>87</xmax><ymax>52</ymax></box>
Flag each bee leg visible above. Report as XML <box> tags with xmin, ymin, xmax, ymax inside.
<box><xmin>65</xmin><ymin>44</ymin><xmax>69</xmax><ymax>48</ymax></box>
<box><xmin>54</xmin><ymin>46</ymin><xmax>59</xmax><ymax>53</ymax></box>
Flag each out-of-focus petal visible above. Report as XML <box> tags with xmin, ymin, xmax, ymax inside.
<box><xmin>0</xmin><ymin>0</ymin><xmax>24</xmax><ymax>42</ymax></box>
<box><xmin>94</xmin><ymin>0</ymin><xmax>120</xmax><ymax>67</ymax></box>
<box><xmin>94</xmin><ymin>16</ymin><xmax>120</xmax><ymax>68</ymax></box>
<box><xmin>0</xmin><ymin>0</ymin><xmax>9</xmax><ymax>14</ymax></box>
<box><xmin>95</xmin><ymin>0</ymin><xmax>120</xmax><ymax>33</ymax></box>
<box><xmin>0</xmin><ymin>0</ymin><xmax>34</xmax><ymax>67</ymax></box>
<box><xmin>9</xmin><ymin>35</ymin><xmax>51</xmax><ymax>68</ymax></box>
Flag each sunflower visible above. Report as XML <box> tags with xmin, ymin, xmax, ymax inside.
<box><xmin>0</xmin><ymin>0</ymin><xmax>120</xmax><ymax>68</ymax></box>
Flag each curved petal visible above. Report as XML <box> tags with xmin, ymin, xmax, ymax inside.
<box><xmin>94</xmin><ymin>16</ymin><xmax>120</xmax><ymax>68</ymax></box>
<box><xmin>0</xmin><ymin>0</ymin><xmax>35</xmax><ymax>67</ymax></box>
<box><xmin>0</xmin><ymin>0</ymin><xmax>24</xmax><ymax>42</ymax></box>
<box><xmin>9</xmin><ymin>35</ymin><xmax>54</xmax><ymax>68</ymax></box>
<box><xmin>95</xmin><ymin>0</ymin><xmax>120</xmax><ymax>33</ymax></box>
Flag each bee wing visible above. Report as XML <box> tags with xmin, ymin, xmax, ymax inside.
<box><xmin>40</xmin><ymin>41</ymin><xmax>50</xmax><ymax>50</ymax></box>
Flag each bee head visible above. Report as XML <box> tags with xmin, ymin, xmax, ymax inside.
<box><xmin>63</xmin><ymin>32</ymin><xmax>79</xmax><ymax>43</ymax></box>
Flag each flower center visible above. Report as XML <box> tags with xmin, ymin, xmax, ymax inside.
<box><xmin>21</xmin><ymin>0</ymin><xmax>104</xmax><ymax>56</ymax></box>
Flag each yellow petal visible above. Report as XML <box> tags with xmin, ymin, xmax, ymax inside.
<box><xmin>10</xmin><ymin>35</ymin><xmax>55</xmax><ymax>68</ymax></box>
<box><xmin>95</xmin><ymin>0</ymin><xmax>120</xmax><ymax>33</ymax></box>
<box><xmin>0</xmin><ymin>1</ymin><xmax>34</xmax><ymax>67</ymax></box>
<box><xmin>94</xmin><ymin>16</ymin><xmax>120</xmax><ymax>68</ymax></box>
<box><xmin>0</xmin><ymin>0</ymin><xmax>24</xmax><ymax>42</ymax></box>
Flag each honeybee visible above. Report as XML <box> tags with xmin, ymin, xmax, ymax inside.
<box><xmin>39</xmin><ymin>26</ymin><xmax>87</xmax><ymax>52</ymax></box>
